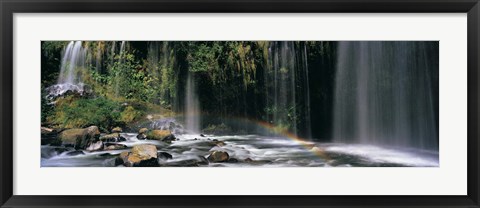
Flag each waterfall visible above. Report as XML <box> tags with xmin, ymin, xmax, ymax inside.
<box><xmin>264</xmin><ymin>41</ymin><xmax>311</xmax><ymax>138</ymax></box>
<box><xmin>46</xmin><ymin>41</ymin><xmax>87</xmax><ymax>99</ymax></box>
<box><xmin>115</xmin><ymin>41</ymin><xmax>127</xmax><ymax>98</ymax></box>
<box><xmin>58</xmin><ymin>41</ymin><xmax>86</xmax><ymax>85</ymax></box>
<box><xmin>185</xmin><ymin>73</ymin><xmax>201</xmax><ymax>133</ymax></box>
<box><xmin>333</xmin><ymin>42</ymin><xmax>439</xmax><ymax>150</ymax></box>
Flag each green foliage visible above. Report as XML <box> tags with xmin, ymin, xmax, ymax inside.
<box><xmin>120</xmin><ymin>106</ymin><xmax>142</xmax><ymax>123</ymax></box>
<box><xmin>48</xmin><ymin>96</ymin><xmax>121</xmax><ymax>129</ymax></box>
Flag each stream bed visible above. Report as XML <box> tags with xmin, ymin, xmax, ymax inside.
<box><xmin>41</xmin><ymin>133</ymin><xmax>439</xmax><ymax>167</ymax></box>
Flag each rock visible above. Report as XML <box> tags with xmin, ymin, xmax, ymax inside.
<box><xmin>104</xmin><ymin>143</ymin><xmax>127</xmax><ymax>150</ymax></box>
<box><xmin>200</xmin><ymin>134</ymin><xmax>205</xmax><ymax>137</ymax></box>
<box><xmin>138</xmin><ymin>128</ymin><xmax>149</xmax><ymax>134</ymax></box>
<box><xmin>100</xmin><ymin>133</ymin><xmax>120</xmax><ymax>142</ymax></box>
<box><xmin>111</xmin><ymin>127</ymin><xmax>123</xmax><ymax>133</ymax></box>
<box><xmin>207</xmin><ymin>151</ymin><xmax>229</xmax><ymax>163</ymax></box>
<box><xmin>58</xmin><ymin>126</ymin><xmax>100</xmax><ymax>150</ymax></box>
<box><xmin>41</xmin><ymin>127</ymin><xmax>54</xmax><ymax>134</ymax></box>
<box><xmin>41</xmin><ymin>127</ymin><xmax>60</xmax><ymax>145</ymax></box>
<box><xmin>157</xmin><ymin>152</ymin><xmax>173</xmax><ymax>160</ymax></box>
<box><xmin>244</xmin><ymin>158</ymin><xmax>272</xmax><ymax>165</ymax></box>
<box><xmin>146</xmin><ymin>130</ymin><xmax>175</xmax><ymax>142</ymax></box>
<box><xmin>136</xmin><ymin>133</ymin><xmax>147</xmax><ymax>140</ymax></box>
<box><xmin>227</xmin><ymin>158</ymin><xmax>239</xmax><ymax>163</ymax></box>
<box><xmin>162</xmin><ymin>134</ymin><xmax>176</xmax><ymax>143</ymax></box>
<box><xmin>116</xmin><ymin>144</ymin><xmax>159</xmax><ymax>167</ymax></box>
<box><xmin>131</xmin><ymin>144</ymin><xmax>158</xmax><ymax>159</ymax></box>
<box><xmin>197</xmin><ymin>156</ymin><xmax>209</xmax><ymax>165</ymax></box>
<box><xmin>86</xmin><ymin>141</ymin><xmax>104</xmax><ymax>151</ymax></box>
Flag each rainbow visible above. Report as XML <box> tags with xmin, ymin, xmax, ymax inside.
<box><xmin>174</xmin><ymin>113</ymin><xmax>330</xmax><ymax>160</ymax></box>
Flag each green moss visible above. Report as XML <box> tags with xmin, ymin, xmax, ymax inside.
<box><xmin>48</xmin><ymin>96</ymin><xmax>121</xmax><ymax>130</ymax></box>
<box><xmin>120</xmin><ymin>106</ymin><xmax>142</xmax><ymax>123</ymax></box>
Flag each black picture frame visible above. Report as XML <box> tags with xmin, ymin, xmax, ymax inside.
<box><xmin>1</xmin><ymin>0</ymin><xmax>479</xmax><ymax>207</ymax></box>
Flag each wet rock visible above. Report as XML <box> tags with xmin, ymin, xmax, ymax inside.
<box><xmin>197</xmin><ymin>156</ymin><xmax>209</xmax><ymax>165</ymax></box>
<box><xmin>165</xmin><ymin>159</ymin><xmax>200</xmax><ymax>167</ymax></box>
<box><xmin>162</xmin><ymin>134</ymin><xmax>176</xmax><ymax>143</ymax></box>
<box><xmin>244</xmin><ymin>158</ymin><xmax>272</xmax><ymax>165</ymax></box>
<box><xmin>58</xmin><ymin>126</ymin><xmax>100</xmax><ymax>150</ymax></box>
<box><xmin>136</xmin><ymin>133</ymin><xmax>147</xmax><ymax>140</ymax></box>
<box><xmin>41</xmin><ymin>127</ymin><xmax>54</xmax><ymax>134</ymax></box>
<box><xmin>111</xmin><ymin>127</ymin><xmax>123</xmax><ymax>133</ymax></box>
<box><xmin>157</xmin><ymin>152</ymin><xmax>173</xmax><ymax>160</ymax></box>
<box><xmin>131</xmin><ymin>144</ymin><xmax>158</xmax><ymax>159</ymax></box>
<box><xmin>138</xmin><ymin>128</ymin><xmax>149</xmax><ymax>134</ymax></box>
<box><xmin>207</xmin><ymin>151</ymin><xmax>229</xmax><ymax>163</ymax></box>
<box><xmin>227</xmin><ymin>158</ymin><xmax>239</xmax><ymax>163</ymax></box>
<box><xmin>100</xmin><ymin>133</ymin><xmax>124</xmax><ymax>142</ymax></box>
<box><xmin>86</xmin><ymin>141</ymin><xmax>104</xmax><ymax>151</ymax></box>
<box><xmin>116</xmin><ymin>144</ymin><xmax>159</xmax><ymax>167</ymax></box>
<box><xmin>146</xmin><ymin>130</ymin><xmax>175</xmax><ymax>142</ymax></box>
<box><xmin>200</xmin><ymin>134</ymin><xmax>205</xmax><ymax>137</ymax></box>
<box><xmin>104</xmin><ymin>143</ymin><xmax>127</xmax><ymax>150</ymax></box>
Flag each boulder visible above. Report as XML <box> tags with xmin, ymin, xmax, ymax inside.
<box><xmin>86</xmin><ymin>141</ymin><xmax>104</xmax><ymax>151</ymax></box>
<box><xmin>104</xmin><ymin>143</ymin><xmax>128</xmax><ymax>150</ymax></box>
<box><xmin>207</xmin><ymin>151</ymin><xmax>229</xmax><ymax>163</ymax></box>
<box><xmin>111</xmin><ymin>127</ymin><xmax>123</xmax><ymax>133</ymax></box>
<box><xmin>116</xmin><ymin>144</ymin><xmax>159</xmax><ymax>167</ymax></box>
<box><xmin>57</xmin><ymin>126</ymin><xmax>100</xmax><ymax>150</ymax></box>
<box><xmin>136</xmin><ymin>133</ymin><xmax>147</xmax><ymax>140</ymax></box>
<box><xmin>99</xmin><ymin>133</ymin><xmax>126</xmax><ymax>142</ymax></box>
<box><xmin>138</xmin><ymin>128</ymin><xmax>149</xmax><ymax>134</ymax></box>
<box><xmin>146</xmin><ymin>130</ymin><xmax>176</xmax><ymax>142</ymax></box>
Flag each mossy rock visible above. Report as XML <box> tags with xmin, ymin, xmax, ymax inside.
<box><xmin>57</xmin><ymin>126</ymin><xmax>100</xmax><ymax>149</ymax></box>
<box><xmin>146</xmin><ymin>130</ymin><xmax>175</xmax><ymax>142</ymax></box>
<box><xmin>111</xmin><ymin>127</ymin><xmax>123</xmax><ymax>133</ymax></box>
<box><xmin>138</xmin><ymin>128</ymin><xmax>149</xmax><ymax>134</ymax></box>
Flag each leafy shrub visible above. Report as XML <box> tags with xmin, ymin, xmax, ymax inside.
<box><xmin>48</xmin><ymin>96</ymin><xmax>122</xmax><ymax>130</ymax></box>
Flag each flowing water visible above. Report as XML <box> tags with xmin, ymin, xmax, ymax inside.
<box><xmin>185</xmin><ymin>73</ymin><xmax>201</xmax><ymax>133</ymax></box>
<box><xmin>333</xmin><ymin>42</ymin><xmax>439</xmax><ymax>150</ymax></box>
<box><xmin>41</xmin><ymin>133</ymin><xmax>439</xmax><ymax>167</ymax></box>
<box><xmin>265</xmin><ymin>42</ymin><xmax>311</xmax><ymax>137</ymax></box>
<box><xmin>46</xmin><ymin>41</ymin><xmax>88</xmax><ymax>99</ymax></box>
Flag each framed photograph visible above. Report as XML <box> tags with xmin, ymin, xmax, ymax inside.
<box><xmin>1</xmin><ymin>0</ymin><xmax>479</xmax><ymax>207</ymax></box>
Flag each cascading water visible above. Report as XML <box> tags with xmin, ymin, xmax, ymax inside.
<box><xmin>115</xmin><ymin>41</ymin><xmax>127</xmax><ymax>98</ymax></box>
<box><xmin>185</xmin><ymin>73</ymin><xmax>201</xmax><ymax>133</ymax></box>
<box><xmin>333</xmin><ymin>41</ymin><xmax>439</xmax><ymax>150</ymax></box>
<box><xmin>265</xmin><ymin>42</ymin><xmax>311</xmax><ymax>138</ymax></box>
<box><xmin>46</xmin><ymin>41</ymin><xmax>87</xmax><ymax>99</ymax></box>
<box><xmin>58</xmin><ymin>41</ymin><xmax>85</xmax><ymax>84</ymax></box>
